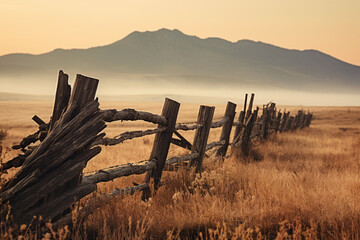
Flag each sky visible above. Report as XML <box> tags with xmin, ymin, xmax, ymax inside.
<box><xmin>1</xmin><ymin>0</ymin><xmax>360</xmax><ymax>66</ymax></box>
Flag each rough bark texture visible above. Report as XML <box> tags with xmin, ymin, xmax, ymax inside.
<box><xmin>85</xmin><ymin>161</ymin><xmax>156</xmax><ymax>184</ymax></box>
<box><xmin>245</xmin><ymin>93</ymin><xmax>255</xmax><ymax>121</ymax></box>
<box><xmin>216</xmin><ymin>101</ymin><xmax>236</xmax><ymax>157</ymax></box>
<box><xmin>262</xmin><ymin>103</ymin><xmax>275</xmax><ymax>139</ymax></box>
<box><xmin>190</xmin><ymin>106</ymin><xmax>215</xmax><ymax>172</ymax></box>
<box><xmin>275</xmin><ymin>111</ymin><xmax>283</xmax><ymax>132</ymax></box>
<box><xmin>280</xmin><ymin>112</ymin><xmax>290</xmax><ymax>132</ymax></box>
<box><xmin>233</xmin><ymin>94</ymin><xmax>248</xmax><ymax>142</ymax></box>
<box><xmin>102</xmin><ymin>109</ymin><xmax>167</xmax><ymax>126</ymax></box>
<box><xmin>175</xmin><ymin>123</ymin><xmax>200</xmax><ymax>131</ymax></box>
<box><xmin>210</xmin><ymin>117</ymin><xmax>228</xmax><ymax>128</ymax></box>
<box><xmin>95</xmin><ymin>127</ymin><xmax>166</xmax><ymax>146</ymax></box>
<box><xmin>49</xmin><ymin>70</ymin><xmax>71</xmax><ymax>132</ymax></box>
<box><xmin>206</xmin><ymin>140</ymin><xmax>226</xmax><ymax>151</ymax></box>
<box><xmin>142</xmin><ymin>98</ymin><xmax>180</xmax><ymax>199</ymax></box>
<box><xmin>234</xmin><ymin>108</ymin><xmax>258</xmax><ymax>157</ymax></box>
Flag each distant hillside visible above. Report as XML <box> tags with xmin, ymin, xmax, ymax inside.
<box><xmin>1</xmin><ymin>28</ymin><xmax>359</xmax><ymax>95</ymax></box>
<box><xmin>0</xmin><ymin>92</ymin><xmax>241</xmax><ymax>104</ymax></box>
<box><xmin>0</xmin><ymin>92</ymin><xmax>52</xmax><ymax>101</ymax></box>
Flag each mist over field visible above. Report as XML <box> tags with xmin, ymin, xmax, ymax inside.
<box><xmin>0</xmin><ymin>29</ymin><xmax>359</xmax><ymax>106</ymax></box>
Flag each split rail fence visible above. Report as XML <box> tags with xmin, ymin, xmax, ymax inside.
<box><xmin>0</xmin><ymin>71</ymin><xmax>312</xmax><ymax>227</ymax></box>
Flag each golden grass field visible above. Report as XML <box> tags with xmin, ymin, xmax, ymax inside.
<box><xmin>1</xmin><ymin>101</ymin><xmax>360</xmax><ymax>239</ymax></box>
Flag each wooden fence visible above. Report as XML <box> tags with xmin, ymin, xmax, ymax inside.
<box><xmin>0</xmin><ymin>71</ymin><xmax>312</xmax><ymax>227</ymax></box>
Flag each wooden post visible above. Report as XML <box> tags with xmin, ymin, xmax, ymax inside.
<box><xmin>245</xmin><ymin>93</ymin><xmax>255</xmax><ymax>121</ymax></box>
<box><xmin>274</xmin><ymin>111</ymin><xmax>283</xmax><ymax>132</ymax></box>
<box><xmin>280</xmin><ymin>111</ymin><xmax>289</xmax><ymax>132</ymax></box>
<box><xmin>65</xmin><ymin>74</ymin><xmax>99</xmax><ymax>186</ymax></box>
<box><xmin>287</xmin><ymin>116</ymin><xmax>295</xmax><ymax>131</ymax></box>
<box><xmin>262</xmin><ymin>103</ymin><xmax>275</xmax><ymax>139</ymax></box>
<box><xmin>68</xmin><ymin>74</ymin><xmax>99</xmax><ymax>117</ymax></box>
<box><xmin>305</xmin><ymin>112</ymin><xmax>313</xmax><ymax>127</ymax></box>
<box><xmin>190</xmin><ymin>106</ymin><xmax>215</xmax><ymax>172</ymax></box>
<box><xmin>216</xmin><ymin>101</ymin><xmax>236</xmax><ymax>157</ymax></box>
<box><xmin>32</xmin><ymin>115</ymin><xmax>46</xmax><ymax>126</ymax></box>
<box><xmin>233</xmin><ymin>111</ymin><xmax>244</xmax><ymax>143</ymax></box>
<box><xmin>291</xmin><ymin>113</ymin><xmax>300</xmax><ymax>130</ymax></box>
<box><xmin>243</xmin><ymin>94</ymin><xmax>248</xmax><ymax>114</ymax></box>
<box><xmin>269</xmin><ymin>103</ymin><xmax>277</xmax><ymax>132</ymax></box>
<box><xmin>49</xmin><ymin>70</ymin><xmax>71</xmax><ymax>132</ymax></box>
<box><xmin>241</xmin><ymin>107</ymin><xmax>258</xmax><ymax>157</ymax></box>
<box><xmin>294</xmin><ymin>110</ymin><xmax>301</xmax><ymax>129</ymax></box>
<box><xmin>299</xmin><ymin>110</ymin><xmax>306</xmax><ymax>129</ymax></box>
<box><xmin>261</xmin><ymin>105</ymin><xmax>268</xmax><ymax>139</ymax></box>
<box><xmin>233</xmin><ymin>94</ymin><xmax>247</xmax><ymax>143</ymax></box>
<box><xmin>142</xmin><ymin>98</ymin><xmax>180</xmax><ymax>199</ymax></box>
<box><xmin>270</xmin><ymin>107</ymin><xmax>277</xmax><ymax>131</ymax></box>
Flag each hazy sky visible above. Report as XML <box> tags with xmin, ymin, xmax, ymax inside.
<box><xmin>1</xmin><ymin>0</ymin><xmax>359</xmax><ymax>65</ymax></box>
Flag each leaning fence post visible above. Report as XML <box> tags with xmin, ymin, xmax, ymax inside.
<box><xmin>65</xmin><ymin>74</ymin><xmax>99</xmax><ymax>187</ymax></box>
<box><xmin>308</xmin><ymin>113</ymin><xmax>313</xmax><ymax>127</ymax></box>
<box><xmin>262</xmin><ymin>103</ymin><xmax>275</xmax><ymax>139</ymax></box>
<box><xmin>305</xmin><ymin>112</ymin><xmax>313</xmax><ymax>127</ymax></box>
<box><xmin>68</xmin><ymin>74</ymin><xmax>99</xmax><ymax>116</ymax></box>
<box><xmin>261</xmin><ymin>105</ymin><xmax>268</xmax><ymax>139</ymax></box>
<box><xmin>142</xmin><ymin>98</ymin><xmax>180</xmax><ymax>199</ymax></box>
<box><xmin>280</xmin><ymin>111</ymin><xmax>289</xmax><ymax>132</ymax></box>
<box><xmin>287</xmin><ymin>116</ymin><xmax>295</xmax><ymax>131</ymax></box>
<box><xmin>190</xmin><ymin>105</ymin><xmax>215</xmax><ymax>172</ymax></box>
<box><xmin>235</xmin><ymin>107</ymin><xmax>258</xmax><ymax>157</ymax></box>
<box><xmin>49</xmin><ymin>70</ymin><xmax>71</xmax><ymax>132</ymax></box>
<box><xmin>245</xmin><ymin>93</ymin><xmax>255</xmax><ymax>121</ymax></box>
<box><xmin>291</xmin><ymin>113</ymin><xmax>299</xmax><ymax>131</ymax></box>
<box><xmin>299</xmin><ymin>110</ymin><xmax>306</xmax><ymax>129</ymax></box>
<box><xmin>233</xmin><ymin>94</ymin><xmax>247</xmax><ymax>143</ymax></box>
<box><xmin>216</xmin><ymin>101</ymin><xmax>236</xmax><ymax>157</ymax></box>
<box><xmin>275</xmin><ymin>111</ymin><xmax>283</xmax><ymax>132</ymax></box>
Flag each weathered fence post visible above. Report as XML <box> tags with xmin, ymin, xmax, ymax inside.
<box><xmin>305</xmin><ymin>112</ymin><xmax>313</xmax><ymax>127</ymax></box>
<box><xmin>216</xmin><ymin>101</ymin><xmax>236</xmax><ymax>157</ymax></box>
<box><xmin>233</xmin><ymin>94</ymin><xmax>247</xmax><ymax>143</ymax></box>
<box><xmin>142</xmin><ymin>98</ymin><xmax>180</xmax><ymax>199</ymax></box>
<box><xmin>287</xmin><ymin>116</ymin><xmax>295</xmax><ymax>131</ymax></box>
<box><xmin>280</xmin><ymin>111</ymin><xmax>289</xmax><ymax>132</ymax></box>
<box><xmin>1</xmin><ymin>73</ymin><xmax>105</xmax><ymax>224</ymax></box>
<box><xmin>299</xmin><ymin>110</ymin><xmax>306</xmax><ymax>129</ymax></box>
<box><xmin>68</xmin><ymin>74</ymin><xmax>99</xmax><ymax>116</ymax></box>
<box><xmin>237</xmin><ymin>107</ymin><xmax>258</xmax><ymax>157</ymax></box>
<box><xmin>291</xmin><ymin>113</ymin><xmax>299</xmax><ymax>131</ymax></box>
<box><xmin>190</xmin><ymin>106</ymin><xmax>215</xmax><ymax>172</ymax></box>
<box><xmin>49</xmin><ymin>70</ymin><xmax>71</xmax><ymax>132</ymax></box>
<box><xmin>64</xmin><ymin>74</ymin><xmax>99</xmax><ymax>187</ymax></box>
<box><xmin>261</xmin><ymin>105</ymin><xmax>268</xmax><ymax>139</ymax></box>
<box><xmin>274</xmin><ymin>111</ymin><xmax>283</xmax><ymax>132</ymax></box>
<box><xmin>262</xmin><ymin>102</ymin><xmax>275</xmax><ymax>139</ymax></box>
<box><xmin>294</xmin><ymin>110</ymin><xmax>301</xmax><ymax>130</ymax></box>
<box><xmin>245</xmin><ymin>93</ymin><xmax>255</xmax><ymax>121</ymax></box>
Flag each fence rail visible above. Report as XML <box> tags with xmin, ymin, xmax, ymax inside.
<box><xmin>102</xmin><ymin>108</ymin><xmax>168</xmax><ymax>125</ymax></box>
<box><xmin>94</xmin><ymin>127</ymin><xmax>167</xmax><ymax>146</ymax></box>
<box><xmin>0</xmin><ymin>70</ymin><xmax>313</xmax><ymax>228</ymax></box>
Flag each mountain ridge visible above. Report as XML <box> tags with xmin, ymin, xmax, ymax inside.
<box><xmin>2</xmin><ymin>29</ymin><xmax>357</xmax><ymax>67</ymax></box>
<box><xmin>0</xmin><ymin>28</ymin><xmax>359</xmax><ymax>95</ymax></box>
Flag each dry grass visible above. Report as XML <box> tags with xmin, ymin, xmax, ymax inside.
<box><xmin>1</xmin><ymin>101</ymin><xmax>360</xmax><ymax>239</ymax></box>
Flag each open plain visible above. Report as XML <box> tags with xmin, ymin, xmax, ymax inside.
<box><xmin>1</xmin><ymin>101</ymin><xmax>360</xmax><ymax>239</ymax></box>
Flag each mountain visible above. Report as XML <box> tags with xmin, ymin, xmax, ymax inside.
<box><xmin>1</xmin><ymin>28</ymin><xmax>359</xmax><ymax>95</ymax></box>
